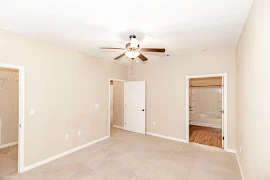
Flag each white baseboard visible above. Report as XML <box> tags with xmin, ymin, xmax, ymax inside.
<box><xmin>112</xmin><ymin>125</ymin><xmax>124</xmax><ymax>130</ymax></box>
<box><xmin>225</xmin><ymin>148</ymin><xmax>236</xmax><ymax>154</ymax></box>
<box><xmin>0</xmin><ymin>141</ymin><xmax>18</xmax><ymax>149</ymax></box>
<box><xmin>23</xmin><ymin>136</ymin><xmax>109</xmax><ymax>172</ymax></box>
<box><xmin>224</xmin><ymin>149</ymin><xmax>244</xmax><ymax>180</ymax></box>
<box><xmin>236</xmin><ymin>152</ymin><xmax>244</xmax><ymax>180</ymax></box>
<box><xmin>190</xmin><ymin>122</ymin><xmax>221</xmax><ymax>129</ymax></box>
<box><xmin>146</xmin><ymin>132</ymin><xmax>188</xmax><ymax>143</ymax></box>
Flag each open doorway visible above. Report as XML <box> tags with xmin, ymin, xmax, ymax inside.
<box><xmin>108</xmin><ymin>79</ymin><xmax>126</xmax><ymax>135</ymax></box>
<box><xmin>0</xmin><ymin>63</ymin><xmax>24</xmax><ymax>175</ymax></box>
<box><xmin>0</xmin><ymin>68</ymin><xmax>19</xmax><ymax>177</ymax></box>
<box><xmin>108</xmin><ymin>79</ymin><xmax>146</xmax><ymax>136</ymax></box>
<box><xmin>186</xmin><ymin>74</ymin><xmax>227</xmax><ymax>149</ymax></box>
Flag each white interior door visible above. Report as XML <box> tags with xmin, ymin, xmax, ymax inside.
<box><xmin>124</xmin><ymin>81</ymin><xmax>145</xmax><ymax>134</ymax></box>
<box><xmin>221</xmin><ymin>76</ymin><xmax>224</xmax><ymax>148</ymax></box>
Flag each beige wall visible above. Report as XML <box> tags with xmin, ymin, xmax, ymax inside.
<box><xmin>0</xmin><ymin>68</ymin><xmax>19</xmax><ymax>145</ymax></box>
<box><xmin>112</xmin><ymin>81</ymin><xmax>124</xmax><ymax>127</ymax></box>
<box><xmin>128</xmin><ymin>49</ymin><xmax>236</xmax><ymax>150</ymax></box>
<box><xmin>0</xmin><ymin>29</ymin><xmax>128</xmax><ymax>166</ymax></box>
<box><xmin>236</xmin><ymin>0</ymin><xmax>270</xmax><ymax>179</ymax></box>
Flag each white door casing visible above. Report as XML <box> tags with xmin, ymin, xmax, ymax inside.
<box><xmin>221</xmin><ymin>76</ymin><xmax>224</xmax><ymax>148</ymax></box>
<box><xmin>124</xmin><ymin>81</ymin><xmax>145</xmax><ymax>134</ymax></box>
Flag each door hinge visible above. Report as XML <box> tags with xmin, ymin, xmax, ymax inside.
<box><xmin>222</xmin><ymin>84</ymin><xmax>224</xmax><ymax>87</ymax></box>
<box><xmin>223</xmin><ymin>137</ymin><xmax>224</xmax><ymax>140</ymax></box>
<box><xmin>220</xmin><ymin>110</ymin><xmax>224</xmax><ymax>113</ymax></box>
<box><xmin>19</xmin><ymin>124</ymin><xmax>21</xmax><ymax>128</ymax></box>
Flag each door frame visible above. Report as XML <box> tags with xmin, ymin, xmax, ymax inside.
<box><xmin>108</xmin><ymin>78</ymin><xmax>127</xmax><ymax>137</ymax></box>
<box><xmin>0</xmin><ymin>63</ymin><xmax>25</xmax><ymax>173</ymax></box>
<box><xmin>186</xmin><ymin>73</ymin><xmax>227</xmax><ymax>150</ymax></box>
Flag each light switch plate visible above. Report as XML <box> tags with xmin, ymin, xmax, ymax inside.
<box><xmin>78</xmin><ymin>131</ymin><xmax>81</xmax><ymax>136</ymax></box>
<box><xmin>30</xmin><ymin>109</ymin><xmax>35</xmax><ymax>115</ymax></box>
<box><xmin>95</xmin><ymin>104</ymin><xmax>99</xmax><ymax>108</ymax></box>
<box><xmin>65</xmin><ymin>134</ymin><xmax>69</xmax><ymax>140</ymax></box>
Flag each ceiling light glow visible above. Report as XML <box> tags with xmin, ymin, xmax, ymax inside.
<box><xmin>125</xmin><ymin>51</ymin><xmax>140</xmax><ymax>59</ymax></box>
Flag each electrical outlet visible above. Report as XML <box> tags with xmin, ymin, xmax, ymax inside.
<box><xmin>153</xmin><ymin>122</ymin><xmax>156</xmax><ymax>126</ymax></box>
<box><xmin>95</xmin><ymin>104</ymin><xmax>99</xmax><ymax>108</ymax></box>
<box><xmin>65</xmin><ymin>134</ymin><xmax>69</xmax><ymax>140</ymax></box>
<box><xmin>30</xmin><ymin>109</ymin><xmax>35</xmax><ymax>115</ymax></box>
<box><xmin>240</xmin><ymin>146</ymin><xmax>242</xmax><ymax>153</ymax></box>
<box><xmin>78</xmin><ymin>131</ymin><xmax>81</xmax><ymax>136</ymax></box>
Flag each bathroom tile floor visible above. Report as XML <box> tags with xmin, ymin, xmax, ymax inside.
<box><xmin>189</xmin><ymin>125</ymin><xmax>222</xmax><ymax>148</ymax></box>
<box><xmin>3</xmin><ymin>128</ymin><xmax>240</xmax><ymax>180</ymax></box>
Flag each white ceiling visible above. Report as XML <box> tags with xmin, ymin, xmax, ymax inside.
<box><xmin>0</xmin><ymin>0</ymin><xmax>253</xmax><ymax>63</ymax></box>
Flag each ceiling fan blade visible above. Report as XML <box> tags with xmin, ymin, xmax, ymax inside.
<box><xmin>138</xmin><ymin>53</ymin><xmax>148</xmax><ymax>61</ymax></box>
<box><xmin>100</xmin><ymin>47</ymin><xmax>125</xmax><ymax>50</ymax></box>
<box><xmin>114</xmin><ymin>53</ymin><xmax>126</xmax><ymax>60</ymax></box>
<box><xmin>141</xmin><ymin>48</ymin><xmax>165</xmax><ymax>52</ymax></box>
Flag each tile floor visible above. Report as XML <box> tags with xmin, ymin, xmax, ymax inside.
<box><xmin>189</xmin><ymin>125</ymin><xmax>222</xmax><ymax>148</ymax></box>
<box><xmin>0</xmin><ymin>145</ymin><xmax>18</xmax><ymax>179</ymax></box>
<box><xmin>2</xmin><ymin>128</ymin><xmax>241</xmax><ymax>180</ymax></box>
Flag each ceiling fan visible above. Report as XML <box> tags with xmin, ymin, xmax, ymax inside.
<box><xmin>100</xmin><ymin>35</ymin><xmax>166</xmax><ymax>62</ymax></box>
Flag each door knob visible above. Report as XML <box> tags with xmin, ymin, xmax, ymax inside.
<box><xmin>141</xmin><ymin>109</ymin><xmax>145</xmax><ymax>111</ymax></box>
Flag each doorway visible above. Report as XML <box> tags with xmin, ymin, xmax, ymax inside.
<box><xmin>108</xmin><ymin>79</ymin><xmax>146</xmax><ymax>136</ymax></box>
<box><xmin>0</xmin><ymin>64</ymin><xmax>24</xmax><ymax>175</ymax></box>
<box><xmin>186</xmin><ymin>73</ymin><xmax>227</xmax><ymax>149</ymax></box>
<box><xmin>108</xmin><ymin>78</ymin><xmax>126</xmax><ymax>136</ymax></box>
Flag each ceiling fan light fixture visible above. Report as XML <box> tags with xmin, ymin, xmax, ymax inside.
<box><xmin>130</xmin><ymin>38</ymin><xmax>139</xmax><ymax>48</ymax></box>
<box><xmin>125</xmin><ymin>51</ymin><xmax>140</xmax><ymax>59</ymax></box>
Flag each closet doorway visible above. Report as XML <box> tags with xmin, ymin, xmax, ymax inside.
<box><xmin>186</xmin><ymin>73</ymin><xmax>227</xmax><ymax>149</ymax></box>
<box><xmin>0</xmin><ymin>63</ymin><xmax>25</xmax><ymax>175</ymax></box>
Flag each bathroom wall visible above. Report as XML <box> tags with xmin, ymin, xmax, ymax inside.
<box><xmin>189</xmin><ymin>77</ymin><xmax>222</xmax><ymax>128</ymax></box>
<box><xmin>0</xmin><ymin>68</ymin><xmax>19</xmax><ymax>145</ymax></box>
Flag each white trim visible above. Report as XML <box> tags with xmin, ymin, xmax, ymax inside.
<box><xmin>24</xmin><ymin>136</ymin><xmax>109</xmax><ymax>172</ymax></box>
<box><xmin>108</xmin><ymin>78</ymin><xmax>127</xmax><ymax>137</ymax></box>
<box><xmin>146</xmin><ymin>132</ymin><xmax>188</xmax><ymax>143</ymax></box>
<box><xmin>189</xmin><ymin>122</ymin><xmax>221</xmax><ymax>129</ymax></box>
<box><xmin>112</xmin><ymin>125</ymin><xmax>124</xmax><ymax>130</ymax></box>
<box><xmin>225</xmin><ymin>148</ymin><xmax>236</xmax><ymax>154</ymax></box>
<box><xmin>0</xmin><ymin>63</ymin><xmax>25</xmax><ymax>173</ymax></box>
<box><xmin>186</xmin><ymin>73</ymin><xmax>228</xmax><ymax>150</ymax></box>
<box><xmin>0</xmin><ymin>141</ymin><xmax>18</xmax><ymax>149</ymax></box>
<box><xmin>236</xmin><ymin>152</ymin><xmax>245</xmax><ymax>180</ymax></box>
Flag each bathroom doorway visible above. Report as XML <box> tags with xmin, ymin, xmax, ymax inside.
<box><xmin>186</xmin><ymin>73</ymin><xmax>227</xmax><ymax>149</ymax></box>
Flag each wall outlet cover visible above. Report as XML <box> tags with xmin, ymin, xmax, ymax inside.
<box><xmin>78</xmin><ymin>131</ymin><xmax>81</xmax><ymax>136</ymax></box>
<box><xmin>65</xmin><ymin>134</ymin><xmax>68</xmax><ymax>140</ymax></box>
<box><xmin>95</xmin><ymin>104</ymin><xmax>99</xmax><ymax>108</ymax></box>
<box><xmin>30</xmin><ymin>109</ymin><xmax>35</xmax><ymax>115</ymax></box>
